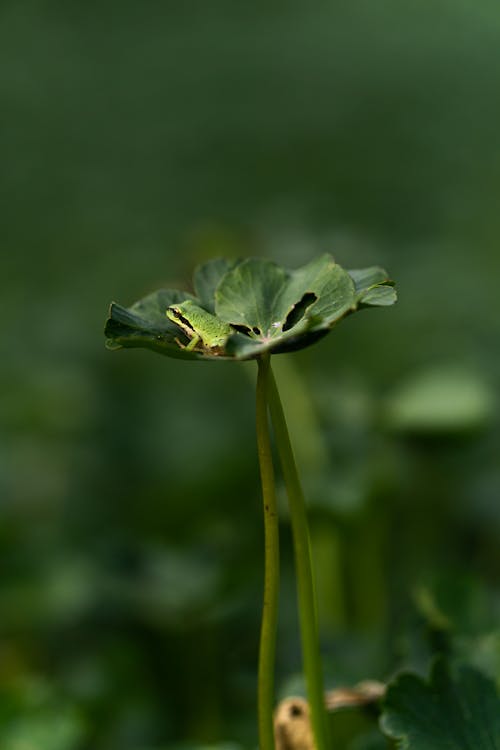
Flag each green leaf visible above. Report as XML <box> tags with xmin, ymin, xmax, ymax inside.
<box><xmin>380</xmin><ymin>658</ymin><xmax>500</xmax><ymax>749</ymax></box>
<box><xmin>104</xmin><ymin>255</ymin><xmax>396</xmax><ymax>360</ymax></box>
<box><xmin>217</xmin><ymin>254</ymin><xmax>363</xmax><ymax>358</ymax></box>
<box><xmin>284</xmin><ymin>254</ymin><xmax>356</xmax><ymax>328</ymax></box>
<box><xmin>348</xmin><ymin>266</ymin><xmax>397</xmax><ymax>307</ymax></box>
<box><xmin>193</xmin><ymin>257</ymin><xmax>238</xmax><ymax>312</ymax></box>
<box><xmin>104</xmin><ymin>289</ymin><xmax>209</xmax><ymax>360</ymax></box>
<box><xmin>216</xmin><ymin>255</ymin><xmax>354</xmax><ymax>333</ymax></box>
<box><xmin>215</xmin><ymin>257</ymin><xmax>289</xmax><ymax>332</ymax></box>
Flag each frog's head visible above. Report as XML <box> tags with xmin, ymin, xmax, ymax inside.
<box><xmin>166</xmin><ymin>302</ymin><xmax>193</xmax><ymax>326</ymax></box>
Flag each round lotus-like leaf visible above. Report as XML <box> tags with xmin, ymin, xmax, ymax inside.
<box><xmin>381</xmin><ymin>658</ymin><xmax>500</xmax><ymax>749</ymax></box>
<box><xmin>104</xmin><ymin>254</ymin><xmax>396</xmax><ymax>361</ymax></box>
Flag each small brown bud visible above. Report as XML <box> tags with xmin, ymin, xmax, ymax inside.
<box><xmin>274</xmin><ymin>680</ymin><xmax>386</xmax><ymax>750</ymax></box>
<box><xmin>274</xmin><ymin>697</ymin><xmax>315</xmax><ymax>750</ymax></box>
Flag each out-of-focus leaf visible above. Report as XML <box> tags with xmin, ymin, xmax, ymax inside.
<box><xmin>413</xmin><ymin>586</ymin><xmax>453</xmax><ymax>632</ymax></box>
<box><xmin>386</xmin><ymin>368</ymin><xmax>495</xmax><ymax>433</ymax></box>
<box><xmin>380</xmin><ymin>658</ymin><xmax>500</xmax><ymax>749</ymax></box>
<box><xmin>2</xmin><ymin>710</ymin><xmax>83</xmax><ymax>750</ymax></box>
<box><xmin>0</xmin><ymin>678</ymin><xmax>84</xmax><ymax>750</ymax></box>
<box><xmin>456</xmin><ymin>631</ymin><xmax>500</xmax><ymax>682</ymax></box>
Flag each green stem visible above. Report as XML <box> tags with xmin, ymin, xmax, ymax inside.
<box><xmin>256</xmin><ymin>354</ymin><xmax>280</xmax><ymax>750</ymax></box>
<box><xmin>268</xmin><ymin>366</ymin><xmax>330</xmax><ymax>750</ymax></box>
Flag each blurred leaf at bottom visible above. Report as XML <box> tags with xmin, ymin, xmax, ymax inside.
<box><xmin>380</xmin><ymin>658</ymin><xmax>500</xmax><ymax>749</ymax></box>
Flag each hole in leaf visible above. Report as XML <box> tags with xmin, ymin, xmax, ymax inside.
<box><xmin>231</xmin><ymin>324</ymin><xmax>262</xmax><ymax>338</ymax></box>
<box><xmin>283</xmin><ymin>292</ymin><xmax>318</xmax><ymax>331</ymax></box>
<box><xmin>232</xmin><ymin>324</ymin><xmax>253</xmax><ymax>336</ymax></box>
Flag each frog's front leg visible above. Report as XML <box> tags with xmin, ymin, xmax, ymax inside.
<box><xmin>184</xmin><ymin>333</ymin><xmax>201</xmax><ymax>351</ymax></box>
<box><xmin>173</xmin><ymin>333</ymin><xmax>201</xmax><ymax>351</ymax></box>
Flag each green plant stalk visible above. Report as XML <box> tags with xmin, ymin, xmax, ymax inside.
<box><xmin>256</xmin><ymin>354</ymin><xmax>280</xmax><ymax>750</ymax></box>
<box><xmin>268</xmin><ymin>366</ymin><xmax>330</xmax><ymax>750</ymax></box>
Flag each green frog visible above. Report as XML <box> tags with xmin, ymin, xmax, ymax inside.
<box><xmin>166</xmin><ymin>299</ymin><xmax>232</xmax><ymax>353</ymax></box>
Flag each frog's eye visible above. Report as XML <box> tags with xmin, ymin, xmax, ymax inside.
<box><xmin>169</xmin><ymin>307</ymin><xmax>195</xmax><ymax>332</ymax></box>
<box><xmin>168</xmin><ymin>307</ymin><xmax>185</xmax><ymax>321</ymax></box>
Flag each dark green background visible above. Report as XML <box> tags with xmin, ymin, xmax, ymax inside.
<box><xmin>1</xmin><ymin>2</ymin><xmax>499</xmax><ymax>748</ymax></box>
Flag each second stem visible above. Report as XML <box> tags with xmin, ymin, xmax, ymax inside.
<box><xmin>256</xmin><ymin>354</ymin><xmax>280</xmax><ymax>750</ymax></box>
<box><xmin>268</xmin><ymin>365</ymin><xmax>330</xmax><ymax>750</ymax></box>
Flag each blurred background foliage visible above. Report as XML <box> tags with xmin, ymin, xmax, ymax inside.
<box><xmin>1</xmin><ymin>1</ymin><xmax>500</xmax><ymax>748</ymax></box>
